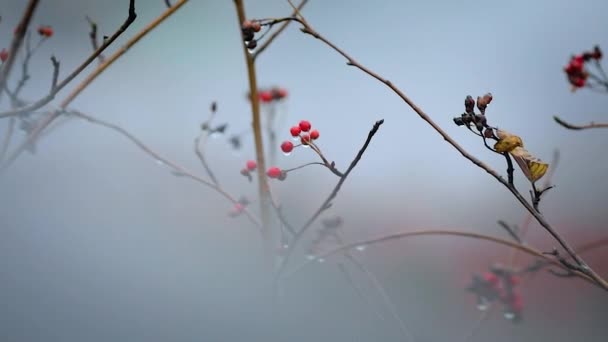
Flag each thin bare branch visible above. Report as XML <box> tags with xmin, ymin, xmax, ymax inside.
<box><xmin>554</xmin><ymin>115</ymin><xmax>608</xmax><ymax>130</ymax></box>
<box><xmin>283</xmin><ymin>229</ymin><xmax>598</xmax><ymax>288</ymax></box>
<box><xmin>69</xmin><ymin>109</ymin><xmax>261</xmax><ymax>228</ymax></box>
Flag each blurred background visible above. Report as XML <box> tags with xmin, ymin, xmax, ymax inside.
<box><xmin>0</xmin><ymin>0</ymin><xmax>607</xmax><ymax>341</ymax></box>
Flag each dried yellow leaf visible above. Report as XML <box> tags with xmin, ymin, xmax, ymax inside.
<box><xmin>494</xmin><ymin>130</ymin><xmax>523</xmax><ymax>153</ymax></box>
<box><xmin>510</xmin><ymin>146</ymin><xmax>549</xmax><ymax>183</ymax></box>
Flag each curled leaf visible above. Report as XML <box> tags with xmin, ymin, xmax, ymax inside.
<box><xmin>494</xmin><ymin>130</ymin><xmax>523</xmax><ymax>153</ymax></box>
<box><xmin>510</xmin><ymin>147</ymin><xmax>549</xmax><ymax>183</ymax></box>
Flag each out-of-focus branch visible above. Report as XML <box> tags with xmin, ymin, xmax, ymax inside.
<box><xmin>69</xmin><ymin>109</ymin><xmax>261</xmax><ymax>227</ymax></box>
<box><xmin>283</xmin><ymin>229</ymin><xmax>598</xmax><ymax>288</ymax></box>
<box><xmin>554</xmin><ymin>115</ymin><xmax>608</xmax><ymax>130</ymax></box>
<box><xmin>0</xmin><ymin>0</ymin><xmax>40</xmax><ymax>101</ymax></box>
<box><xmin>1</xmin><ymin>0</ymin><xmax>189</xmax><ymax>172</ymax></box>
<box><xmin>234</xmin><ymin>0</ymin><xmax>273</xmax><ymax>260</ymax></box>
<box><xmin>0</xmin><ymin>0</ymin><xmax>137</xmax><ymax>119</ymax></box>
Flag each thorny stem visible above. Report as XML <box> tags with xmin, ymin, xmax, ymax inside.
<box><xmin>1</xmin><ymin>0</ymin><xmax>189</xmax><ymax>172</ymax></box>
<box><xmin>277</xmin><ymin>119</ymin><xmax>384</xmax><ymax>280</ymax></box>
<box><xmin>69</xmin><ymin>109</ymin><xmax>261</xmax><ymax>227</ymax></box>
<box><xmin>553</xmin><ymin>115</ymin><xmax>608</xmax><ymax>130</ymax></box>
<box><xmin>234</xmin><ymin>0</ymin><xmax>273</xmax><ymax>265</ymax></box>
<box><xmin>269</xmin><ymin>15</ymin><xmax>608</xmax><ymax>290</ymax></box>
<box><xmin>0</xmin><ymin>0</ymin><xmax>40</xmax><ymax>102</ymax></box>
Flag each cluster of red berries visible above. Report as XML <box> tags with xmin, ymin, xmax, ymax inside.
<box><xmin>241</xmin><ymin>20</ymin><xmax>261</xmax><ymax>49</ymax></box>
<box><xmin>281</xmin><ymin>120</ymin><xmax>320</xmax><ymax>154</ymax></box>
<box><xmin>564</xmin><ymin>46</ymin><xmax>603</xmax><ymax>89</ymax></box>
<box><xmin>0</xmin><ymin>48</ymin><xmax>8</xmax><ymax>63</ymax></box>
<box><xmin>467</xmin><ymin>268</ymin><xmax>523</xmax><ymax>322</ymax></box>
<box><xmin>259</xmin><ymin>87</ymin><xmax>288</xmax><ymax>103</ymax></box>
<box><xmin>37</xmin><ymin>25</ymin><xmax>54</xmax><ymax>38</ymax></box>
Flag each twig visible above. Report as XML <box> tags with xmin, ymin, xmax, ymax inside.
<box><xmin>49</xmin><ymin>56</ymin><xmax>60</xmax><ymax>91</ymax></box>
<box><xmin>252</xmin><ymin>0</ymin><xmax>308</xmax><ymax>60</ymax></box>
<box><xmin>277</xmin><ymin>119</ymin><xmax>384</xmax><ymax>278</ymax></box>
<box><xmin>85</xmin><ymin>16</ymin><xmax>105</xmax><ymax>64</ymax></box>
<box><xmin>272</xmin><ymin>14</ymin><xmax>608</xmax><ymax>290</ymax></box>
<box><xmin>497</xmin><ymin>220</ymin><xmax>521</xmax><ymax>243</ymax></box>
<box><xmin>553</xmin><ymin>115</ymin><xmax>608</xmax><ymax>130</ymax></box>
<box><xmin>69</xmin><ymin>109</ymin><xmax>261</xmax><ymax>227</ymax></box>
<box><xmin>0</xmin><ymin>0</ymin><xmax>40</xmax><ymax>101</ymax></box>
<box><xmin>194</xmin><ymin>131</ymin><xmax>220</xmax><ymax>186</ymax></box>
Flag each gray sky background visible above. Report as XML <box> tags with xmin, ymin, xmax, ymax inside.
<box><xmin>0</xmin><ymin>1</ymin><xmax>607</xmax><ymax>341</ymax></box>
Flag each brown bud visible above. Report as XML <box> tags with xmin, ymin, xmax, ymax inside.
<box><xmin>483</xmin><ymin>128</ymin><xmax>494</xmax><ymax>139</ymax></box>
<box><xmin>465</xmin><ymin>95</ymin><xmax>475</xmax><ymax>113</ymax></box>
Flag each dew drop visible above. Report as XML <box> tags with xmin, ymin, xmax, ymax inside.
<box><xmin>317</xmin><ymin>258</ymin><xmax>325</xmax><ymax>263</ymax></box>
<box><xmin>282</xmin><ymin>244</ymin><xmax>289</xmax><ymax>249</ymax></box>
<box><xmin>305</xmin><ymin>254</ymin><xmax>316</xmax><ymax>261</ymax></box>
<box><xmin>282</xmin><ymin>151</ymin><xmax>292</xmax><ymax>157</ymax></box>
<box><xmin>155</xmin><ymin>159</ymin><xmax>164</xmax><ymax>166</ymax></box>
<box><xmin>209</xmin><ymin>131</ymin><xmax>223</xmax><ymax>139</ymax></box>
<box><xmin>355</xmin><ymin>245</ymin><xmax>367</xmax><ymax>252</ymax></box>
<box><xmin>476</xmin><ymin>297</ymin><xmax>489</xmax><ymax>311</ymax></box>
<box><xmin>504</xmin><ymin>312</ymin><xmax>515</xmax><ymax>320</ymax></box>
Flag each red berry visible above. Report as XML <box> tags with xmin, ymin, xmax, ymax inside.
<box><xmin>509</xmin><ymin>275</ymin><xmax>521</xmax><ymax>286</ymax></box>
<box><xmin>37</xmin><ymin>26</ymin><xmax>53</xmax><ymax>37</ymax></box>
<box><xmin>242</xmin><ymin>20</ymin><xmax>253</xmax><ymax>30</ymax></box>
<box><xmin>300</xmin><ymin>134</ymin><xmax>310</xmax><ymax>145</ymax></box>
<box><xmin>290</xmin><ymin>126</ymin><xmax>301</xmax><ymax>137</ymax></box>
<box><xmin>0</xmin><ymin>48</ymin><xmax>8</xmax><ymax>62</ymax></box>
<box><xmin>246</xmin><ymin>160</ymin><xmax>257</xmax><ymax>171</ymax></box>
<box><xmin>267</xmin><ymin>166</ymin><xmax>282</xmax><ymax>179</ymax></box>
<box><xmin>510</xmin><ymin>293</ymin><xmax>524</xmax><ymax>312</ymax></box>
<box><xmin>310</xmin><ymin>129</ymin><xmax>320</xmax><ymax>140</ymax></box>
<box><xmin>573</xmin><ymin>77</ymin><xmax>586</xmax><ymax>87</ymax></box>
<box><xmin>281</xmin><ymin>141</ymin><xmax>293</xmax><ymax>153</ymax></box>
<box><xmin>299</xmin><ymin>120</ymin><xmax>311</xmax><ymax>132</ymax></box>
<box><xmin>483</xmin><ymin>272</ymin><xmax>499</xmax><ymax>286</ymax></box>
<box><xmin>251</xmin><ymin>21</ymin><xmax>261</xmax><ymax>32</ymax></box>
<box><xmin>276</xmin><ymin>88</ymin><xmax>288</xmax><ymax>99</ymax></box>
<box><xmin>259</xmin><ymin>91</ymin><xmax>273</xmax><ymax>103</ymax></box>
